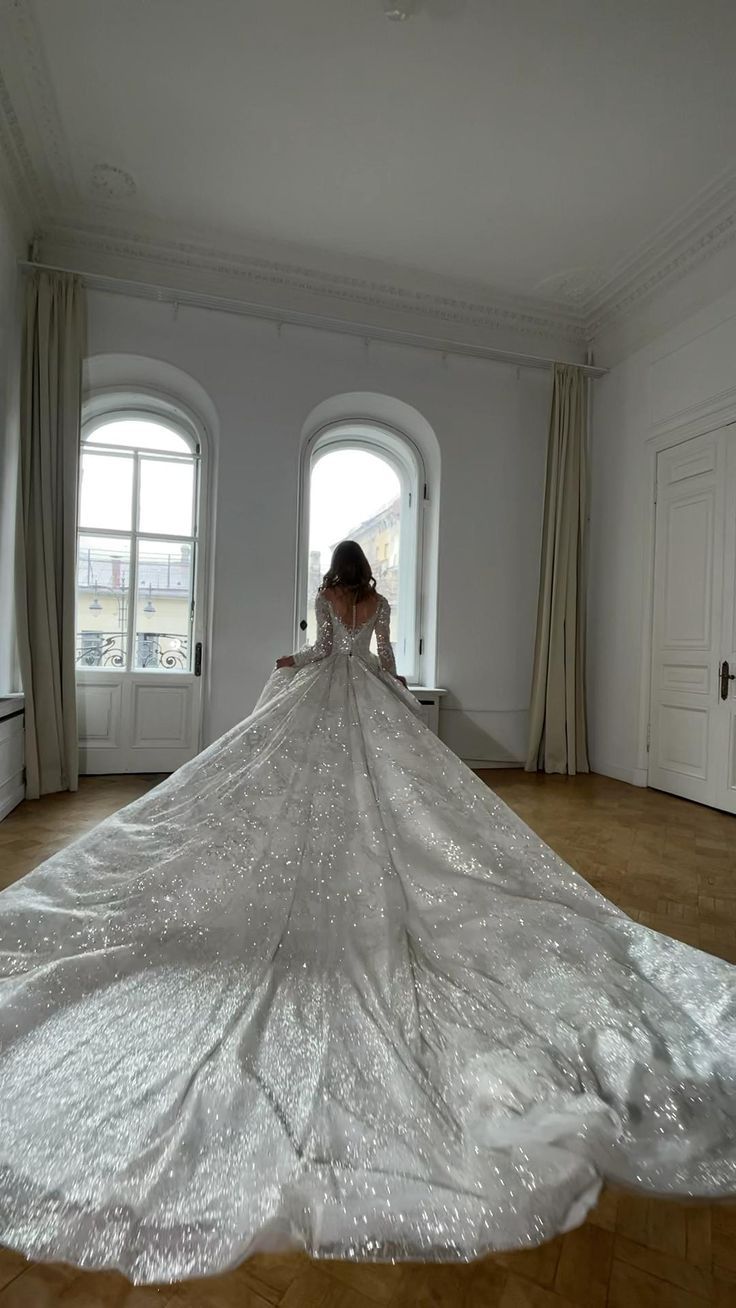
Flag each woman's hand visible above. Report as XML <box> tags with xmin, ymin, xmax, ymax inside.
<box><xmin>396</xmin><ymin>674</ymin><xmax>408</xmax><ymax>688</ymax></box>
<box><xmin>276</xmin><ymin>655</ymin><xmax>295</xmax><ymax>669</ymax></box>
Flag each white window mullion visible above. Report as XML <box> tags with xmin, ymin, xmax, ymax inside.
<box><xmin>128</xmin><ymin>452</ymin><xmax>142</xmax><ymax>671</ymax></box>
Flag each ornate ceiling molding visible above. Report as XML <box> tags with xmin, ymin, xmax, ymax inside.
<box><xmin>2</xmin><ymin>0</ymin><xmax>736</xmax><ymax>351</ymax></box>
<box><xmin>0</xmin><ymin>0</ymin><xmax>74</xmax><ymax>215</ymax></box>
<box><xmin>38</xmin><ymin>218</ymin><xmax>587</xmax><ymax>346</ymax></box>
<box><xmin>584</xmin><ymin>164</ymin><xmax>736</xmax><ymax>339</ymax></box>
<box><xmin>0</xmin><ymin>64</ymin><xmax>45</xmax><ymax>226</ymax></box>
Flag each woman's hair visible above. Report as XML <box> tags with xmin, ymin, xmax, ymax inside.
<box><xmin>321</xmin><ymin>540</ymin><xmax>376</xmax><ymax>600</ymax></box>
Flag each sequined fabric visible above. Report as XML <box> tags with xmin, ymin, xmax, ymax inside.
<box><xmin>290</xmin><ymin>591</ymin><xmax>397</xmax><ymax>674</ymax></box>
<box><xmin>0</xmin><ymin>597</ymin><xmax>734</xmax><ymax>1284</ymax></box>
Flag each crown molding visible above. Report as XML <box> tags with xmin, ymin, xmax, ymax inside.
<box><xmin>3</xmin><ymin>0</ymin><xmax>736</xmax><ymax>352</ymax></box>
<box><xmin>0</xmin><ymin>64</ymin><xmax>44</xmax><ymax>230</ymax></box>
<box><xmin>0</xmin><ymin>0</ymin><xmax>74</xmax><ymax>215</ymax></box>
<box><xmin>34</xmin><ymin>171</ymin><xmax>736</xmax><ymax>358</ymax></box>
<box><xmin>37</xmin><ymin>217</ymin><xmax>589</xmax><ymax>349</ymax></box>
<box><xmin>584</xmin><ymin>164</ymin><xmax>736</xmax><ymax>339</ymax></box>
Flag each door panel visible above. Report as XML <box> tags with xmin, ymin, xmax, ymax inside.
<box><xmin>728</xmin><ymin>716</ymin><xmax>736</xmax><ymax>796</ymax></box>
<box><xmin>79</xmin><ymin>675</ymin><xmax>199</xmax><ymax>773</ymax></box>
<box><xmin>659</xmin><ymin>663</ymin><xmax>711</xmax><ymax>694</ymax></box>
<box><xmin>77</xmin><ymin>681</ymin><xmax>122</xmax><ymax>751</ymax></box>
<box><xmin>662</xmin><ymin>493</ymin><xmax>714</xmax><ymax>646</ymax></box>
<box><xmin>656</xmin><ymin>703</ymin><xmax>708</xmax><ymax>780</ymax></box>
<box><xmin>668</xmin><ymin>443</ymin><xmax>717</xmax><ymax>483</ymax></box>
<box><xmin>132</xmin><ymin>680</ymin><xmax>191</xmax><ymax>749</ymax></box>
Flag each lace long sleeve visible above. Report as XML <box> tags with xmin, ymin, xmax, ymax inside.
<box><xmin>292</xmin><ymin>593</ymin><xmax>334</xmax><ymax>667</ymax></box>
<box><xmin>375</xmin><ymin>595</ymin><xmax>397</xmax><ymax>675</ymax></box>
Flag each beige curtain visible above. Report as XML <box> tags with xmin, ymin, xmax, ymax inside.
<box><xmin>525</xmin><ymin>362</ymin><xmax>589</xmax><ymax>775</ymax></box>
<box><xmin>15</xmin><ymin>271</ymin><xmax>87</xmax><ymax>799</ymax></box>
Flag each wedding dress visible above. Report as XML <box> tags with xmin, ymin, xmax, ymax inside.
<box><xmin>0</xmin><ymin>592</ymin><xmax>734</xmax><ymax>1285</ymax></box>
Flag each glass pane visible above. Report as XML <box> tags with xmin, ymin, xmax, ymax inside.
<box><xmin>134</xmin><ymin>539</ymin><xmax>193</xmax><ymax>671</ymax></box>
<box><xmin>76</xmin><ymin>535</ymin><xmax>131</xmax><ymax>668</ymax></box>
<box><xmin>138</xmin><ymin>457</ymin><xmax>195</xmax><ymax>537</ymax></box>
<box><xmin>79</xmin><ymin>450</ymin><xmax>134</xmax><ymax>531</ymax></box>
<box><xmin>86</xmin><ymin>419</ymin><xmax>193</xmax><ymax>454</ymax></box>
<box><xmin>307</xmin><ymin>449</ymin><xmax>401</xmax><ymax>649</ymax></box>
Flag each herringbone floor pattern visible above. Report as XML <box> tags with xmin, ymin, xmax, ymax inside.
<box><xmin>0</xmin><ymin>769</ymin><xmax>734</xmax><ymax>1306</ymax></box>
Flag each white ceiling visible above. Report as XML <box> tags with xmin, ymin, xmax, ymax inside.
<box><xmin>2</xmin><ymin>0</ymin><xmax>736</xmax><ymax>347</ymax></box>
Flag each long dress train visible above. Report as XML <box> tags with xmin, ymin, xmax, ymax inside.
<box><xmin>0</xmin><ymin>592</ymin><xmax>734</xmax><ymax>1284</ymax></box>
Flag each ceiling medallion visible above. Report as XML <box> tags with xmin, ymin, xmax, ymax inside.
<box><xmin>89</xmin><ymin>163</ymin><xmax>137</xmax><ymax>201</ymax></box>
<box><xmin>383</xmin><ymin>1</ymin><xmax>415</xmax><ymax>19</ymax></box>
<box><xmin>534</xmin><ymin>266</ymin><xmax>608</xmax><ymax>308</ymax></box>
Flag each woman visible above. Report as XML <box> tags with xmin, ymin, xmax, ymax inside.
<box><xmin>273</xmin><ymin>538</ymin><xmax>410</xmax><ymax>688</ymax></box>
<box><xmin>0</xmin><ymin>541</ymin><xmax>733</xmax><ymax>1284</ymax></box>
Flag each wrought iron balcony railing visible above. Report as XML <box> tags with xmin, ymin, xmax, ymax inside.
<box><xmin>76</xmin><ymin>633</ymin><xmax>190</xmax><ymax>671</ymax></box>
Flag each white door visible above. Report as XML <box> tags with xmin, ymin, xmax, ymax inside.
<box><xmin>649</xmin><ymin>425</ymin><xmax>736</xmax><ymax>813</ymax></box>
<box><xmin>75</xmin><ymin>411</ymin><xmax>206</xmax><ymax>773</ymax></box>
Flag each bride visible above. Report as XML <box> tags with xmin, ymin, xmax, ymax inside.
<box><xmin>0</xmin><ymin>539</ymin><xmax>734</xmax><ymax>1284</ymax></box>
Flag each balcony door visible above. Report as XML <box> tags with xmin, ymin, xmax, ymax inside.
<box><xmin>75</xmin><ymin>408</ymin><xmax>206</xmax><ymax>773</ymax></box>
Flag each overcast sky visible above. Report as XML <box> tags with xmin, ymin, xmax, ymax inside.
<box><xmin>80</xmin><ymin>452</ymin><xmax>194</xmax><ymax>539</ymax></box>
<box><xmin>80</xmin><ymin>433</ymin><xmax>399</xmax><ymax>580</ymax></box>
<box><xmin>309</xmin><ymin>449</ymin><xmax>399</xmax><ymax>570</ymax></box>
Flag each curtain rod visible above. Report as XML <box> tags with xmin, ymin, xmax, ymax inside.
<box><xmin>17</xmin><ymin>258</ymin><xmax>607</xmax><ymax>378</ymax></box>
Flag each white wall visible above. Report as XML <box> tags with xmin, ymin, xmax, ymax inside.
<box><xmin>589</xmin><ymin>279</ymin><xmax>736</xmax><ymax>786</ymax></box>
<box><xmin>86</xmin><ymin>291</ymin><xmax>552</xmax><ymax>760</ymax></box>
<box><xmin>0</xmin><ymin>194</ymin><xmax>27</xmax><ymax>696</ymax></box>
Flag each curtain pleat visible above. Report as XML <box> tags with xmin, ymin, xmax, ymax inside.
<box><xmin>15</xmin><ymin>271</ymin><xmax>87</xmax><ymax>798</ymax></box>
<box><xmin>525</xmin><ymin>363</ymin><xmax>589</xmax><ymax>775</ymax></box>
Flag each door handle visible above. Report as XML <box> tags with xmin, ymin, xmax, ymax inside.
<box><xmin>194</xmin><ymin>642</ymin><xmax>203</xmax><ymax>677</ymax></box>
<box><xmin>720</xmin><ymin>660</ymin><xmax>735</xmax><ymax>700</ymax></box>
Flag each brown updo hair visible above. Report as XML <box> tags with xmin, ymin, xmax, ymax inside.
<box><xmin>321</xmin><ymin>540</ymin><xmax>376</xmax><ymax>602</ymax></box>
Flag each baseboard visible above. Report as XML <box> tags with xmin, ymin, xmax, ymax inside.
<box><xmin>464</xmin><ymin>759</ymin><xmax>524</xmax><ymax>770</ymax></box>
<box><xmin>591</xmin><ymin>760</ymin><xmax>648</xmax><ymax>788</ymax></box>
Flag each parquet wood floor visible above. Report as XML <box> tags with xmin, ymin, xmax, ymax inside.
<box><xmin>0</xmin><ymin>769</ymin><xmax>734</xmax><ymax>1307</ymax></box>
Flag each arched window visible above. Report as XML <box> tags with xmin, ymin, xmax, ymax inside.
<box><xmin>298</xmin><ymin>421</ymin><xmax>425</xmax><ymax>682</ymax></box>
<box><xmin>76</xmin><ymin>410</ymin><xmax>200</xmax><ymax>674</ymax></box>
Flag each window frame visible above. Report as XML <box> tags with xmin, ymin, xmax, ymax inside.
<box><xmin>296</xmin><ymin>420</ymin><xmax>426</xmax><ymax>682</ymax></box>
<box><xmin>77</xmin><ymin>404</ymin><xmax>202</xmax><ymax>675</ymax></box>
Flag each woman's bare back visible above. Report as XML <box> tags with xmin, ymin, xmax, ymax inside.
<box><xmin>322</xmin><ymin>585</ymin><xmax>381</xmax><ymax>630</ymax></box>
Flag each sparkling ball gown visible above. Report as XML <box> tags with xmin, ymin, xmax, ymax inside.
<box><xmin>0</xmin><ymin>591</ymin><xmax>734</xmax><ymax>1285</ymax></box>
